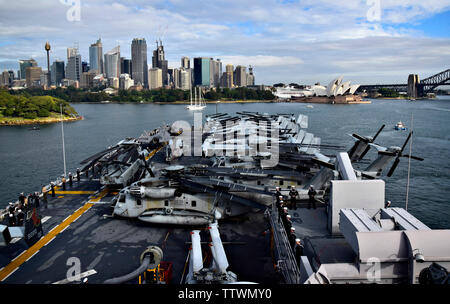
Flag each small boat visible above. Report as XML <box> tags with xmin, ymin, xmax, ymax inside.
<box><xmin>394</xmin><ymin>121</ymin><xmax>407</xmax><ymax>130</ymax></box>
<box><xmin>29</xmin><ymin>125</ymin><xmax>40</xmax><ymax>131</ymax></box>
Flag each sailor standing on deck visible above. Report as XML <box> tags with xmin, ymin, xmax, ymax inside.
<box><xmin>289</xmin><ymin>186</ymin><xmax>299</xmax><ymax>210</ymax></box>
<box><xmin>275</xmin><ymin>187</ymin><xmax>282</xmax><ymax>203</ymax></box>
<box><xmin>285</xmin><ymin>215</ymin><xmax>292</xmax><ymax>235</ymax></box>
<box><xmin>34</xmin><ymin>192</ymin><xmax>40</xmax><ymax>209</ymax></box>
<box><xmin>19</xmin><ymin>192</ymin><xmax>25</xmax><ymax>206</ymax></box>
<box><xmin>308</xmin><ymin>185</ymin><xmax>317</xmax><ymax>209</ymax></box>
<box><xmin>278</xmin><ymin>200</ymin><xmax>284</xmax><ymax>222</ymax></box>
<box><xmin>42</xmin><ymin>186</ymin><xmax>48</xmax><ymax>209</ymax></box>
<box><xmin>289</xmin><ymin>227</ymin><xmax>297</xmax><ymax>250</ymax></box>
<box><xmin>16</xmin><ymin>209</ymin><xmax>25</xmax><ymax>226</ymax></box>
<box><xmin>294</xmin><ymin>239</ymin><xmax>304</xmax><ymax>267</ymax></box>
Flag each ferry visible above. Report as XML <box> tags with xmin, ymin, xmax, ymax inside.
<box><xmin>395</xmin><ymin>121</ymin><xmax>407</xmax><ymax>130</ymax></box>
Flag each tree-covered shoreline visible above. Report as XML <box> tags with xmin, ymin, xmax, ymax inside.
<box><xmin>0</xmin><ymin>89</ymin><xmax>78</xmax><ymax>120</ymax></box>
<box><xmin>9</xmin><ymin>86</ymin><xmax>275</xmax><ymax>103</ymax></box>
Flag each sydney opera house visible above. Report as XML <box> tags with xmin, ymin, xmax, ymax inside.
<box><xmin>275</xmin><ymin>76</ymin><xmax>364</xmax><ymax>103</ymax></box>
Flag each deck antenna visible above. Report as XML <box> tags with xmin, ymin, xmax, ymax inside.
<box><xmin>60</xmin><ymin>104</ymin><xmax>67</xmax><ymax>177</ymax></box>
<box><xmin>405</xmin><ymin>113</ymin><xmax>414</xmax><ymax>211</ymax></box>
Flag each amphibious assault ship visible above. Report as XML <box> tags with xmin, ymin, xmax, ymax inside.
<box><xmin>0</xmin><ymin>112</ymin><xmax>448</xmax><ymax>284</ymax></box>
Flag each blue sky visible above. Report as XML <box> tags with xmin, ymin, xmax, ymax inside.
<box><xmin>0</xmin><ymin>0</ymin><xmax>449</xmax><ymax>85</ymax></box>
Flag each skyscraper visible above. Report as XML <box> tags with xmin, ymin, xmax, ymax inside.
<box><xmin>104</xmin><ymin>46</ymin><xmax>120</xmax><ymax>79</ymax></box>
<box><xmin>210</xmin><ymin>58</ymin><xmax>222</xmax><ymax>87</ymax></box>
<box><xmin>131</xmin><ymin>38</ymin><xmax>148</xmax><ymax>88</ymax></box>
<box><xmin>193</xmin><ymin>57</ymin><xmax>210</xmax><ymax>87</ymax></box>
<box><xmin>247</xmin><ymin>66</ymin><xmax>255</xmax><ymax>86</ymax></box>
<box><xmin>181</xmin><ymin>56</ymin><xmax>190</xmax><ymax>69</ymax></box>
<box><xmin>89</xmin><ymin>38</ymin><xmax>104</xmax><ymax>74</ymax></box>
<box><xmin>152</xmin><ymin>40</ymin><xmax>168</xmax><ymax>86</ymax></box>
<box><xmin>224</xmin><ymin>64</ymin><xmax>234</xmax><ymax>88</ymax></box>
<box><xmin>25</xmin><ymin>66</ymin><xmax>42</xmax><ymax>87</ymax></box>
<box><xmin>234</xmin><ymin>65</ymin><xmax>247</xmax><ymax>87</ymax></box>
<box><xmin>66</xmin><ymin>48</ymin><xmax>81</xmax><ymax>82</ymax></box>
<box><xmin>180</xmin><ymin>69</ymin><xmax>191</xmax><ymax>90</ymax></box>
<box><xmin>120</xmin><ymin>57</ymin><xmax>132</xmax><ymax>75</ymax></box>
<box><xmin>148</xmin><ymin>68</ymin><xmax>162</xmax><ymax>89</ymax></box>
<box><xmin>1</xmin><ymin>71</ymin><xmax>10</xmax><ymax>87</ymax></box>
<box><xmin>51</xmin><ymin>60</ymin><xmax>65</xmax><ymax>86</ymax></box>
<box><xmin>19</xmin><ymin>59</ymin><xmax>37</xmax><ymax>80</ymax></box>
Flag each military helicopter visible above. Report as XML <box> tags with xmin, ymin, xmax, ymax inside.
<box><xmin>312</xmin><ymin>131</ymin><xmax>423</xmax><ymax>180</ymax></box>
<box><xmin>112</xmin><ymin>163</ymin><xmax>272</xmax><ymax>225</ymax></box>
<box><xmin>79</xmin><ymin>126</ymin><xmax>171</xmax><ymax>188</ymax></box>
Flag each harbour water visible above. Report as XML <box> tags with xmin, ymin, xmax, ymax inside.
<box><xmin>0</xmin><ymin>97</ymin><xmax>449</xmax><ymax>229</ymax></box>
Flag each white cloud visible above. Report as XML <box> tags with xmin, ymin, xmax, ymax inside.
<box><xmin>0</xmin><ymin>0</ymin><xmax>449</xmax><ymax>85</ymax></box>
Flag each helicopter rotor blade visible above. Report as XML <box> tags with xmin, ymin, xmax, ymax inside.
<box><xmin>372</xmin><ymin>124</ymin><xmax>385</xmax><ymax>141</ymax></box>
<box><xmin>401</xmin><ymin>155</ymin><xmax>424</xmax><ymax>161</ymax></box>
<box><xmin>400</xmin><ymin>131</ymin><xmax>413</xmax><ymax>153</ymax></box>
<box><xmin>387</xmin><ymin>157</ymin><xmax>401</xmax><ymax>177</ymax></box>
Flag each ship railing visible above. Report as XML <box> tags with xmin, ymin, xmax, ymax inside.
<box><xmin>267</xmin><ymin>199</ymin><xmax>301</xmax><ymax>284</ymax></box>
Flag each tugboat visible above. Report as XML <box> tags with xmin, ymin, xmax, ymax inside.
<box><xmin>394</xmin><ymin>121</ymin><xmax>407</xmax><ymax>130</ymax></box>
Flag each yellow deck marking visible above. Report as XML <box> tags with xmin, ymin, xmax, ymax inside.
<box><xmin>54</xmin><ymin>191</ymin><xmax>96</xmax><ymax>195</ymax></box>
<box><xmin>0</xmin><ymin>202</ymin><xmax>94</xmax><ymax>281</ymax></box>
<box><xmin>89</xmin><ymin>188</ymin><xmax>109</xmax><ymax>202</ymax></box>
<box><xmin>145</xmin><ymin>145</ymin><xmax>164</xmax><ymax>161</ymax></box>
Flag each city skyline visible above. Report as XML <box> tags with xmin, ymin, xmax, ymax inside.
<box><xmin>0</xmin><ymin>0</ymin><xmax>449</xmax><ymax>85</ymax></box>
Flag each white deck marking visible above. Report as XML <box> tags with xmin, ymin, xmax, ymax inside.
<box><xmin>52</xmin><ymin>269</ymin><xmax>97</xmax><ymax>284</ymax></box>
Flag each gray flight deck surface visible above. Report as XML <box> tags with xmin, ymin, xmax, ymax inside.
<box><xmin>0</xmin><ymin>150</ymin><xmax>276</xmax><ymax>284</ymax></box>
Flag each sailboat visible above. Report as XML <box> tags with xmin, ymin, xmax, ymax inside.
<box><xmin>187</xmin><ymin>86</ymin><xmax>206</xmax><ymax>111</ymax></box>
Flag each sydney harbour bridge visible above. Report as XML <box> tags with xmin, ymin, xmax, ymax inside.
<box><xmin>357</xmin><ymin>68</ymin><xmax>450</xmax><ymax>98</ymax></box>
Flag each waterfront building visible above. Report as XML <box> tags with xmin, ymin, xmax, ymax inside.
<box><xmin>89</xmin><ymin>38</ymin><xmax>104</xmax><ymax>74</ymax></box>
<box><xmin>25</xmin><ymin>66</ymin><xmax>42</xmax><ymax>87</ymax></box>
<box><xmin>247</xmin><ymin>66</ymin><xmax>255</xmax><ymax>86</ymax></box>
<box><xmin>120</xmin><ymin>57</ymin><xmax>132</xmax><ymax>75</ymax></box>
<box><xmin>93</xmin><ymin>74</ymin><xmax>106</xmax><ymax>87</ymax></box>
<box><xmin>209</xmin><ymin>58</ymin><xmax>222</xmax><ymax>87</ymax></box>
<box><xmin>1</xmin><ymin>70</ymin><xmax>10</xmax><ymax>87</ymax></box>
<box><xmin>152</xmin><ymin>40</ymin><xmax>168</xmax><ymax>86</ymax></box>
<box><xmin>168</xmin><ymin>68</ymin><xmax>181</xmax><ymax>88</ymax></box>
<box><xmin>66</xmin><ymin>48</ymin><xmax>81</xmax><ymax>82</ymax></box>
<box><xmin>109</xmin><ymin>77</ymin><xmax>119</xmax><ymax>89</ymax></box>
<box><xmin>131</xmin><ymin>38</ymin><xmax>148</xmax><ymax>88</ymax></box>
<box><xmin>40</xmin><ymin>71</ymin><xmax>50</xmax><ymax>88</ymax></box>
<box><xmin>104</xmin><ymin>46</ymin><xmax>120</xmax><ymax>79</ymax></box>
<box><xmin>82</xmin><ymin>61</ymin><xmax>89</xmax><ymax>73</ymax></box>
<box><xmin>180</xmin><ymin>69</ymin><xmax>191</xmax><ymax>90</ymax></box>
<box><xmin>80</xmin><ymin>71</ymin><xmax>97</xmax><ymax>88</ymax></box>
<box><xmin>148</xmin><ymin>68</ymin><xmax>162</xmax><ymax>89</ymax></box>
<box><xmin>222</xmin><ymin>64</ymin><xmax>234</xmax><ymax>88</ymax></box>
<box><xmin>19</xmin><ymin>59</ymin><xmax>37</xmax><ymax>80</ymax></box>
<box><xmin>51</xmin><ymin>60</ymin><xmax>65</xmax><ymax>86</ymax></box>
<box><xmin>234</xmin><ymin>65</ymin><xmax>247</xmax><ymax>87</ymax></box>
<box><xmin>193</xmin><ymin>57</ymin><xmax>210</xmax><ymax>87</ymax></box>
<box><xmin>274</xmin><ymin>76</ymin><xmax>360</xmax><ymax>100</ymax></box>
<box><xmin>119</xmin><ymin>73</ymin><xmax>134</xmax><ymax>90</ymax></box>
<box><xmin>62</xmin><ymin>79</ymin><xmax>79</xmax><ymax>88</ymax></box>
<box><xmin>181</xmin><ymin>56</ymin><xmax>190</xmax><ymax>69</ymax></box>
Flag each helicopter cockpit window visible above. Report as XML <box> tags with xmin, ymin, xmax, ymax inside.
<box><xmin>119</xmin><ymin>194</ymin><xmax>125</xmax><ymax>203</ymax></box>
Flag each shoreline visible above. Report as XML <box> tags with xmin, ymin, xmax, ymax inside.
<box><xmin>0</xmin><ymin>115</ymin><xmax>84</xmax><ymax>126</ymax></box>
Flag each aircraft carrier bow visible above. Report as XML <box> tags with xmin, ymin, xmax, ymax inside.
<box><xmin>0</xmin><ymin>112</ymin><xmax>448</xmax><ymax>284</ymax></box>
